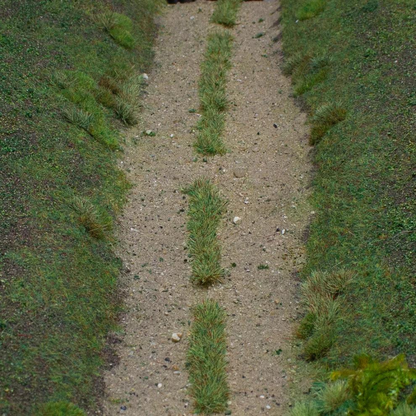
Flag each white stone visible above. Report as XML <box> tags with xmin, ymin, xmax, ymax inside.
<box><xmin>172</xmin><ymin>333</ymin><xmax>182</xmax><ymax>342</ymax></box>
<box><xmin>233</xmin><ymin>216</ymin><xmax>241</xmax><ymax>224</ymax></box>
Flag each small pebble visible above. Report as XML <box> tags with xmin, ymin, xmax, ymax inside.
<box><xmin>233</xmin><ymin>216</ymin><xmax>241</xmax><ymax>224</ymax></box>
<box><xmin>172</xmin><ymin>333</ymin><xmax>183</xmax><ymax>342</ymax></box>
<box><xmin>157</xmin><ymin>383</ymin><xmax>162</xmax><ymax>388</ymax></box>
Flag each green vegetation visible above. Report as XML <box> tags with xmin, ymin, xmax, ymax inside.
<box><xmin>195</xmin><ymin>31</ymin><xmax>233</xmax><ymax>155</ymax></box>
<box><xmin>35</xmin><ymin>401</ymin><xmax>86</xmax><ymax>416</ymax></box>
<box><xmin>183</xmin><ymin>179</ymin><xmax>227</xmax><ymax>285</ymax></box>
<box><xmin>187</xmin><ymin>300</ymin><xmax>229</xmax><ymax>414</ymax></box>
<box><xmin>296</xmin><ymin>0</ymin><xmax>326</xmax><ymax>21</ymax></box>
<box><xmin>290</xmin><ymin>355</ymin><xmax>416</xmax><ymax>416</ymax></box>
<box><xmin>211</xmin><ymin>0</ymin><xmax>242</xmax><ymax>28</ymax></box>
<box><xmin>0</xmin><ymin>0</ymin><xmax>163</xmax><ymax>414</ymax></box>
<box><xmin>282</xmin><ymin>0</ymin><xmax>416</xmax><ymax>363</ymax></box>
<box><xmin>282</xmin><ymin>0</ymin><xmax>416</xmax><ymax>410</ymax></box>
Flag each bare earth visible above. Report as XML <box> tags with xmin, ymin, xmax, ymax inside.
<box><xmin>103</xmin><ymin>0</ymin><xmax>311</xmax><ymax>415</ymax></box>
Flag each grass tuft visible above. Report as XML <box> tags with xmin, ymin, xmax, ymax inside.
<box><xmin>391</xmin><ymin>404</ymin><xmax>416</xmax><ymax>416</ymax></box>
<box><xmin>299</xmin><ymin>270</ymin><xmax>353</xmax><ymax>360</ymax></box>
<box><xmin>70</xmin><ymin>196</ymin><xmax>113</xmax><ymax>240</ymax></box>
<box><xmin>211</xmin><ymin>0</ymin><xmax>242</xmax><ymax>28</ymax></box>
<box><xmin>35</xmin><ymin>401</ymin><xmax>86</xmax><ymax>416</ymax></box>
<box><xmin>309</xmin><ymin>103</ymin><xmax>347</xmax><ymax>145</ymax></box>
<box><xmin>195</xmin><ymin>31</ymin><xmax>233</xmax><ymax>155</ymax></box>
<box><xmin>296</xmin><ymin>0</ymin><xmax>326</xmax><ymax>21</ymax></box>
<box><xmin>183</xmin><ymin>179</ymin><xmax>227</xmax><ymax>285</ymax></box>
<box><xmin>63</xmin><ymin>107</ymin><xmax>93</xmax><ymax>131</ymax></box>
<box><xmin>314</xmin><ymin>380</ymin><xmax>350</xmax><ymax>413</ymax></box>
<box><xmin>289</xmin><ymin>401</ymin><xmax>320</xmax><ymax>416</ymax></box>
<box><xmin>97</xmin><ymin>12</ymin><xmax>135</xmax><ymax>50</ymax></box>
<box><xmin>187</xmin><ymin>300</ymin><xmax>229</xmax><ymax>414</ymax></box>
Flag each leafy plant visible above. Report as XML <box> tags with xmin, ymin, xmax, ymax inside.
<box><xmin>331</xmin><ymin>354</ymin><xmax>416</xmax><ymax>415</ymax></box>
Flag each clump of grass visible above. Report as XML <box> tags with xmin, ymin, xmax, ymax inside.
<box><xmin>35</xmin><ymin>401</ymin><xmax>86</xmax><ymax>416</ymax></box>
<box><xmin>258</xmin><ymin>264</ymin><xmax>269</xmax><ymax>270</ymax></box>
<box><xmin>63</xmin><ymin>106</ymin><xmax>93</xmax><ymax>131</ymax></box>
<box><xmin>391</xmin><ymin>404</ymin><xmax>416</xmax><ymax>416</ymax></box>
<box><xmin>283</xmin><ymin>53</ymin><xmax>330</xmax><ymax>95</ymax></box>
<box><xmin>314</xmin><ymin>380</ymin><xmax>350</xmax><ymax>413</ymax></box>
<box><xmin>296</xmin><ymin>0</ymin><xmax>326</xmax><ymax>21</ymax></box>
<box><xmin>70</xmin><ymin>196</ymin><xmax>113</xmax><ymax>240</ymax></box>
<box><xmin>56</xmin><ymin>70</ymin><xmax>120</xmax><ymax>149</ymax></box>
<box><xmin>183</xmin><ymin>179</ymin><xmax>227</xmax><ymax>285</ymax></box>
<box><xmin>187</xmin><ymin>300</ymin><xmax>229</xmax><ymax>414</ymax></box>
<box><xmin>97</xmin><ymin>12</ymin><xmax>135</xmax><ymax>50</ymax></box>
<box><xmin>289</xmin><ymin>401</ymin><xmax>320</xmax><ymax>416</ymax></box>
<box><xmin>309</xmin><ymin>103</ymin><xmax>347</xmax><ymax>145</ymax></box>
<box><xmin>195</xmin><ymin>31</ymin><xmax>233</xmax><ymax>155</ymax></box>
<box><xmin>298</xmin><ymin>270</ymin><xmax>353</xmax><ymax>360</ymax></box>
<box><xmin>211</xmin><ymin>0</ymin><xmax>242</xmax><ymax>28</ymax></box>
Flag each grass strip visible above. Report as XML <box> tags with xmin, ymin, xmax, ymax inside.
<box><xmin>187</xmin><ymin>300</ymin><xmax>229</xmax><ymax>414</ymax></box>
<box><xmin>211</xmin><ymin>0</ymin><xmax>243</xmax><ymax>28</ymax></box>
<box><xmin>183</xmin><ymin>179</ymin><xmax>227</xmax><ymax>285</ymax></box>
<box><xmin>195</xmin><ymin>31</ymin><xmax>233</xmax><ymax>155</ymax></box>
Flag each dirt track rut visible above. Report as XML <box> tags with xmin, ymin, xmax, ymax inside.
<box><xmin>103</xmin><ymin>1</ymin><xmax>311</xmax><ymax>414</ymax></box>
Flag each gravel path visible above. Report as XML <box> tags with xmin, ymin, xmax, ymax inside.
<box><xmin>103</xmin><ymin>1</ymin><xmax>311</xmax><ymax>415</ymax></box>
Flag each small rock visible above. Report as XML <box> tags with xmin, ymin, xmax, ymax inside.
<box><xmin>233</xmin><ymin>216</ymin><xmax>241</xmax><ymax>224</ymax></box>
<box><xmin>120</xmin><ymin>406</ymin><xmax>127</xmax><ymax>411</ymax></box>
<box><xmin>260</xmin><ymin>395</ymin><xmax>265</xmax><ymax>399</ymax></box>
<box><xmin>142</xmin><ymin>73</ymin><xmax>149</xmax><ymax>81</ymax></box>
<box><xmin>273</xmin><ymin>123</ymin><xmax>278</xmax><ymax>128</ymax></box>
<box><xmin>190</xmin><ymin>16</ymin><xmax>195</xmax><ymax>20</ymax></box>
<box><xmin>266</xmin><ymin>405</ymin><xmax>271</xmax><ymax>409</ymax></box>
<box><xmin>157</xmin><ymin>383</ymin><xmax>163</xmax><ymax>388</ymax></box>
<box><xmin>172</xmin><ymin>333</ymin><xmax>182</xmax><ymax>342</ymax></box>
<box><xmin>233</xmin><ymin>167</ymin><xmax>247</xmax><ymax>178</ymax></box>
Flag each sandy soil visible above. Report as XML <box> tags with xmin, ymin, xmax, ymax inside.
<box><xmin>103</xmin><ymin>1</ymin><xmax>312</xmax><ymax>415</ymax></box>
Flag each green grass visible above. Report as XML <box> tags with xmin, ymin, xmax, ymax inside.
<box><xmin>34</xmin><ymin>401</ymin><xmax>86</xmax><ymax>416</ymax></box>
<box><xmin>281</xmin><ymin>0</ymin><xmax>416</xmax><ymax>399</ymax></box>
<box><xmin>187</xmin><ymin>300</ymin><xmax>229</xmax><ymax>414</ymax></box>
<box><xmin>195</xmin><ymin>31</ymin><xmax>233</xmax><ymax>155</ymax></box>
<box><xmin>296</xmin><ymin>0</ymin><xmax>326</xmax><ymax>21</ymax></box>
<box><xmin>183</xmin><ymin>179</ymin><xmax>227</xmax><ymax>285</ymax></box>
<box><xmin>211</xmin><ymin>0</ymin><xmax>242</xmax><ymax>28</ymax></box>
<box><xmin>0</xmin><ymin>0</ymin><xmax>163</xmax><ymax>414</ymax></box>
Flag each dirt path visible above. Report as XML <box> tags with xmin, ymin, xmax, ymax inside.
<box><xmin>103</xmin><ymin>1</ymin><xmax>311</xmax><ymax>415</ymax></box>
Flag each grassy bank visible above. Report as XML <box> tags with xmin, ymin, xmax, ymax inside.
<box><xmin>187</xmin><ymin>300</ymin><xmax>229</xmax><ymax>414</ymax></box>
<box><xmin>184</xmin><ymin>179</ymin><xmax>227</xmax><ymax>285</ymax></box>
<box><xmin>280</xmin><ymin>0</ymin><xmax>416</xmax><ymax>408</ymax></box>
<box><xmin>195</xmin><ymin>31</ymin><xmax>233</xmax><ymax>156</ymax></box>
<box><xmin>0</xmin><ymin>0</ymin><xmax>162</xmax><ymax>413</ymax></box>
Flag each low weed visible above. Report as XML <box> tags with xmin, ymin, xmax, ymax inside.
<box><xmin>195</xmin><ymin>31</ymin><xmax>233</xmax><ymax>155</ymax></box>
<box><xmin>183</xmin><ymin>179</ymin><xmax>227</xmax><ymax>285</ymax></box>
<box><xmin>187</xmin><ymin>300</ymin><xmax>229</xmax><ymax>414</ymax></box>
<box><xmin>296</xmin><ymin>0</ymin><xmax>326</xmax><ymax>21</ymax></box>
<box><xmin>211</xmin><ymin>0</ymin><xmax>242</xmax><ymax>28</ymax></box>
<box><xmin>309</xmin><ymin>103</ymin><xmax>347</xmax><ymax>145</ymax></box>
